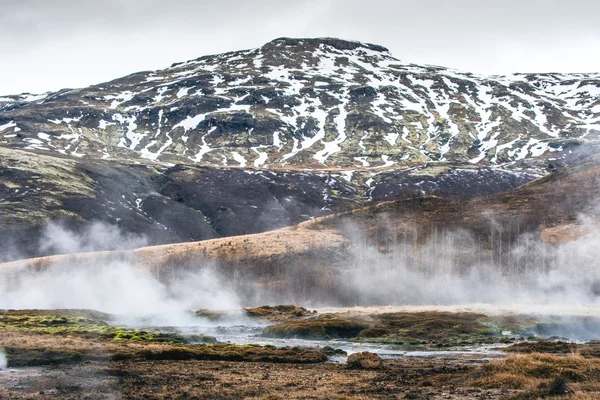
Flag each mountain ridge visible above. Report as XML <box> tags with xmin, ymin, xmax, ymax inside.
<box><xmin>1</xmin><ymin>37</ymin><xmax>598</xmax><ymax>172</ymax></box>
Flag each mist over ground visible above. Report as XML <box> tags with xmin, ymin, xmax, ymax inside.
<box><xmin>342</xmin><ymin>221</ymin><xmax>600</xmax><ymax>307</ymax></box>
<box><xmin>1</xmin><ymin>215</ymin><xmax>599</xmax><ymax>319</ymax></box>
<box><xmin>0</xmin><ymin>223</ymin><xmax>240</xmax><ymax>325</ymax></box>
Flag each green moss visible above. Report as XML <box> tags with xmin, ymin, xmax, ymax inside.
<box><xmin>0</xmin><ymin>310</ymin><xmax>216</xmax><ymax>344</ymax></box>
<box><xmin>261</xmin><ymin>311</ymin><xmax>507</xmax><ymax>344</ymax></box>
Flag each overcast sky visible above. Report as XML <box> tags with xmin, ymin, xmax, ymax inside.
<box><xmin>1</xmin><ymin>0</ymin><xmax>598</xmax><ymax>95</ymax></box>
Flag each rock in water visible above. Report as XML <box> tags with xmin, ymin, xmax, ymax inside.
<box><xmin>346</xmin><ymin>351</ymin><xmax>383</xmax><ymax>369</ymax></box>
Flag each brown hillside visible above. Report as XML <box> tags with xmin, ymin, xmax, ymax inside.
<box><xmin>3</xmin><ymin>155</ymin><xmax>600</xmax><ymax>304</ymax></box>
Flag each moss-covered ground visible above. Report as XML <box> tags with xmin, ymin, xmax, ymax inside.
<box><xmin>261</xmin><ymin>311</ymin><xmax>532</xmax><ymax>346</ymax></box>
<box><xmin>0</xmin><ymin>309</ymin><xmax>216</xmax><ymax>344</ymax></box>
<box><xmin>0</xmin><ymin>309</ymin><xmax>329</xmax><ymax>368</ymax></box>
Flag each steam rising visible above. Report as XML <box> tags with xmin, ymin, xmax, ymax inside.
<box><xmin>1</xmin><ymin>214</ymin><xmax>600</xmax><ymax>337</ymax></box>
<box><xmin>0</xmin><ymin>349</ymin><xmax>6</xmax><ymax>370</ymax></box>
<box><xmin>40</xmin><ymin>221</ymin><xmax>148</xmax><ymax>255</ymax></box>
<box><xmin>342</xmin><ymin>222</ymin><xmax>600</xmax><ymax>306</ymax></box>
<box><xmin>0</xmin><ymin>223</ymin><xmax>239</xmax><ymax>324</ymax></box>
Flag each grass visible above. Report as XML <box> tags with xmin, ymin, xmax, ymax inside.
<box><xmin>3</xmin><ymin>340</ymin><xmax>328</xmax><ymax>367</ymax></box>
<box><xmin>260</xmin><ymin>310</ymin><xmax>505</xmax><ymax>345</ymax></box>
<box><xmin>260</xmin><ymin>311</ymin><xmax>515</xmax><ymax>345</ymax></box>
<box><xmin>263</xmin><ymin>316</ymin><xmax>371</xmax><ymax>340</ymax></box>
<box><xmin>473</xmin><ymin>353</ymin><xmax>600</xmax><ymax>398</ymax></box>
<box><xmin>245</xmin><ymin>305</ymin><xmax>314</xmax><ymax>321</ymax></box>
<box><xmin>369</xmin><ymin>312</ymin><xmax>496</xmax><ymax>345</ymax></box>
<box><xmin>504</xmin><ymin>340</ymin><xmax>578</xmax><ymax>354</ymax></box>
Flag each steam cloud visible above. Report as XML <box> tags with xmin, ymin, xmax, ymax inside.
<box><xmin>0</xmin><ymin>349</ymin><xmax>6</xmax><ymax>370</ymax></box>
<box><xmin>40</xmin><ymin>221</ymin><xmax>149</xmax><ymax>255</ymax></box>
<box><xmin>0</xmin><ymin>222</ymin><xmax>240</xmax><ymax>324</ymax></box>
<box><xmin>1</xmin><ymin>212</ymin><xmax>600</xmax><ymax>336</ymax></box>
<box><xmin>341</xmin><ymin>220</ymin><xmax>600</xmax><ymax>307</ymax></box>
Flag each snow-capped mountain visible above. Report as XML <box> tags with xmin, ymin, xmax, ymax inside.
<box><xmin>2</xmin><ymin>37</ymin><xmax>600</xmax><ymax>258</ymax></box>
<box><xmin>1</xmin><ymin>37</ymin><xmax>599</xmax><ymax>171</ymax></box>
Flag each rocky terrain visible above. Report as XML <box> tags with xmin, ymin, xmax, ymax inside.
<box><xmin>2</xmin><ymin>308</ymin><xmax>600</xmax><ymax>399</ymax></box>
<box><xmin>0</xmin><ymin>146</ymin><xmax>535</xmax><ymax>260</ymax></box>
<box><xmin>3</xmin><ymin>37</ymin><xmax>600</xmax><ymax>400</ymax></box>
<box><xmin>4</xmin><ymin>37</ymin><xmax>598</xmax><ymax>257</ymax></box>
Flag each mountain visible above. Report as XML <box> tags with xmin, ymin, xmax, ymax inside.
<box><xmin>1</xmin><ymin>37</ymin><xmax>598</xmax><ymax>171</ymax></box>
<box><xmin>0</xmin><ymin>37</ymin><xmax>599</xmax><ymax>259</ymax></box>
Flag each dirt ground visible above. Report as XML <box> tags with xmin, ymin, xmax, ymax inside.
<box><xmin>0</xmin><ymin>354</ymin><xmax>513</xmax><ymax>400</ymax></box>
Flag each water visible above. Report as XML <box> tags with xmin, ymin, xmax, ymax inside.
<box><xmin>112</xmin><ymin>303</ymin><xmax>600</xmax><ymax>361</ymax></box>
<box><xmin>134</xmin><ymin>318</ymin><xmax>506</xmax><ymax>361</ymax></box>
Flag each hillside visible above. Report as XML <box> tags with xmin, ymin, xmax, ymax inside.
<box><xmin>3</xmin><ymin>153</ymin><xmax>600</xmax><ymax>305</ymax></box>
<box><xmin>0</xmin><ymin>146</ymin><xmax>534</xmax><ymax>260</ymax></box>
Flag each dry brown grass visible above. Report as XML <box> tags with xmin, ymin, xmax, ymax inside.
<box><xmin>540</xmin><ymin>224</ymin><xmax>600</xmax><ymax>245</ymax></box>
<box><xmin>0</xmin><ymin>220</ymin><xmax>347</xmax><ymax>275</ymax></box>
<box><xmin>473</xmin><ymin>352</ymin><xmax>600</xmax><ymax>398</ymax></box>
<box><xmin>140</xmin><ymin>224</ymin><xmax>346</xmax><ymax>263</ymax></box>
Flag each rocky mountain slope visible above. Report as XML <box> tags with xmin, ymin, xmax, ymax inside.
<box><xmin>1</xmin><ymin>37</ymin><xmax>598</xmax><ymax>171</ymax></box>
<box><xmin>4</xmin><ymin>154</ymin><xmax>600</xmax><ymax>304</ymax></box>
<box><xmin>0</xmin><ymin>147</ymin><xmax>533</xmax><ymax>260</ymax></box>
<box><xmin>1</xmin><ymin>37</ymin><xmax>599</xmax><ymax>259</ymax></box>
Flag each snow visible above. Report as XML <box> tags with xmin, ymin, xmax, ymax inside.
<box><xmin>175</xmin><ymin>113</ymin><xmax>207</xmax><ymax>132</ymax></box>
<box><xmin>272</xmin><ymin>131</ymin><xmax>283</xmax><ymax>149</ymax></box>
<box><xmin>383</xmin><ymin>131</ymin><xmax>399</xmax><ymax>146</ymax></box>
<box><xmin>3</xmin><ymin>41</ymin><xmax>597</xmax><ymax>168</ymax></box>
<box><xmin>0</xmin><ymin>121</ymin><xmax>16</xmax><ymax>131</ymax></box>
<box><xmin>113</xmin><ymin>113</ymin><xmax>144</xmax><ymax>150</ymax></box>
<box><xmin>49</xmin><ymin>115</ymin><xmax>83</xmax><ymax>125</ymax></box>
<box><xmin>144</xmin><ymin>75</ymin><xmax>165</xmax><ymax>82</ymax></box>
<box><xmin>339</xmin><ymin>170</ymin><xmax>355</xmax><ymax>182</ymax></box>
<box><xmin>140</xmin><ymin>109</ymin><xmax>168</xmax><ymax>160</ymax></box>
<box><xmin>507</xmin><ymin>138</ymin><xmax>550</xmax><ymax>160</ymax></box>
<box><xmin>231</xmin><ymin>151</ymin><xmax>247</xmax><ymax>167</ymax></box>
<box><xmin>105</xmin><ymin>91</ymin><xmax>135</xmax><ymax>109</ymax></box>
<box><xmin>380</xmin><ymin>155</ymin><xmax>394</xmax><ymax>167</ymax></box>
<box><xmin>98</xmin><ymin>119</ymin><xmax>115</xmax><ymax>129</ymax></box>
<box><xmin>252</xmin><ymin>146</ymin><xmax>269</xmax><ymax>167</ymax></box>
<box><xmin>313</xmin><ymin>94</ymin><xmax>349</xmax><ymax>164</ymax></box>
<box><xmin>354</xmin><ymin>156</ymin><xmax>370</xmax><ymax>167</ymax></box>
<box><xmin>529</xmin><ymin>140</ymin><xmax>550</xmax><ymax>157</ymax></box>
<box><xmin>176</xmin><ymin>87</ymin><xmax>192</xmax><ymax>98</ymax></box>
<box><xmin>191</xmin><ymin>126</ymin><xmax>217</xmax><ymax>162</ymax></box>
<box><xmin>18</xmin><ymin>93</ymin><xmax>50</xmax><ymax>102</ymax></box>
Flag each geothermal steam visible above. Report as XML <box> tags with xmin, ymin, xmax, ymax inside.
<box><xmin>0</xmin><ymin>349</ymin><xmax>6</xmax><ymax>370</ymax></box>
<box><xmin>0</xmin><ymin>223</ymin><xmax>240</xmax><ymax>322</ymax></box>
<box><xmin>2</xmin><ymin>215</ymin><xmax>600</xmax><ymax>315</ymax></box>
<box><xmin>341</xmin><ymin>218</ymin><xmax>600</xmax><ymax>306</ymax></box>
